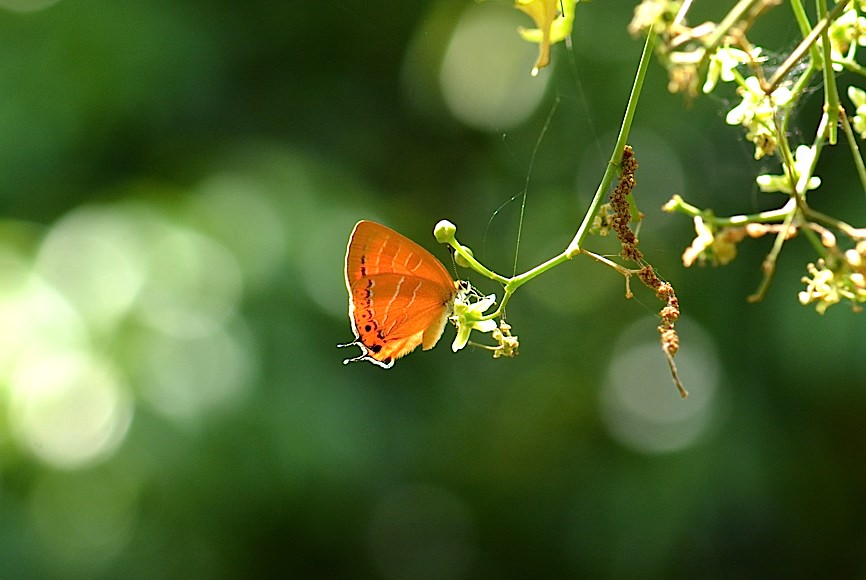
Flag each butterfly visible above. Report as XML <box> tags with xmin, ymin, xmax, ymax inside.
<box><xmin>341</xmin><ymin>220</ymin><xmax>458</xmax><ymax>368</ymax></box>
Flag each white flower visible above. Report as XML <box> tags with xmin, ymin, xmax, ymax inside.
<box><xmin>703</xmin><ymin>46</ymin><xmax>761</xmax><ymax>94</ymax></box>
<box><xmin>681</xmin><ymin>216</ymin><xmax>715</xmax><ymax>267</ymax></box>
<box><xmin>755</xmin><ymin>145</ymin><xmax>821</xmax><ymax>194</ymax></box>
<box><xmin>451</xmin><ymin>292</ymin><xmax>498</xmax><ymax>352</ymax></box>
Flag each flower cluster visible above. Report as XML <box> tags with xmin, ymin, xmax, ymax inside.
<box><xmin>629</xmin><ymin>0</ymin><xmax>717</xmax><ymax>95</ymax></box>
<box><xmin>725</xmin><ymin>76</ymin><xmax>793</xmax><ymax>159</ymax></box>
<box><xmin>450</xmin><ymin>286</ymin><xmax>520</xmax><ymax>358</ymax></box>
<box><xmin>799</xmin><ymin>241</ymin><xmax>866</xmax><ymax>313</ymax></box>
<box><xmin>827</xmin><ymin>3</ymin><xmax>866</xmax><ymax>71</ymax></box>
<box><xmin>678</xmin><ymin>215</ymin><xmax>745</xmax><ymax>267</ymax></box>
<box><xmin>590</xmin><ymin>203</ymin><xmax>615</xmax><ymax>236</ymax></box>
<box><xmin>628</xmin><ymin>0</ymin><xmax>683</xmax><ymax>37</ymax></box>
<box><xmin>490</xmin><ymin>321</ymin><xmax>519</xmax><ymax>359</ymax></box>
<box><xmin>703</xmin><ymin>46</ymin><xmax>763</xmax><ymax>94</ymax></box>
<box><xmin>451</xmin><ymin>291</ymin><xmax>498</xmax><ymax>352</ymax></box>
<box><xmin>631</xmin><ymin>2</ymin><xmax>866</xmax><ymax>316</ymax></box>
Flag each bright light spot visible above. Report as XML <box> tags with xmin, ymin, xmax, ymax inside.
<box><xmin>189</xmin><ymin>173</ymin><xmax>287</xmax><ymax>288</ymax></box>
<box><xmin>135</xmin><ymin>225</ymin><xmax>243</xmax><ymax>338</ymax></box>
<box><xmin>0</xmin><ymin>262</ymin><xmax>88</xmax><ymax>381</ymax></box>
<box><xmin>368</xmin><ymin>484</ymin><xmax>476</xmax><ymax>580</ymax></box>
<box><xmin>35</xmin><ymin>206</ymin><xmax>147</xmax><ymax>336</ymax></box>
<box><xmin>28</xmin><ymin>471</ymin><xmax>136</xmax><ymax>574</ymax></box>
<box><xmin>601</xmin><ymin>317</ymin><xmax>720</xmax><ymax>454</ymax></box>
<box><xmin>9</xmin><ymin>351</ymin><xmax>133</xmax><ymax>469</ymax></box>
<box><xmin>440</xmin><ymin>2</ymin><xmax>549</xmax><ymax>131</ymax></box>
<box><xmin>129</xmin><ymin>324</ymin><xmax>254</xmax><ymax>421</ymax></box>
<box><xmin>0</xmin><ymin>0</ymin><xmax>61</xmax><ymax>13</ymax></box>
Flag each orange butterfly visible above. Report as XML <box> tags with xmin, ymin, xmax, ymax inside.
<box><xmin>342</xmin><ymin>220</ymin><xmax>457</xmax><ymax>368</ymax></box>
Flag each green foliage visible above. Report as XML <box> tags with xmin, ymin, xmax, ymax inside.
<box><xmin>0</xmin><ymin>1</ymin><xmax>864</xmax><ymax>578</ymax></box>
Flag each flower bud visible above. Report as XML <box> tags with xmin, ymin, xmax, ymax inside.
<box><xmin>455</xmin><ymin>246</ymin><xmax>473</xmax><ymax>268</ymax></box>
<box><xmin>434</xmin><ymin>220</ymin><xmax>457</xmax><ymax>243</ymax></box>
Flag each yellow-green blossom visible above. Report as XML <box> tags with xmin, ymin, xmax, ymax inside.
<box><xmin>681</xmin><ymin>216</ymin><xmax>742</xmax><ymax>267</ymax></box>
<box><xmin>681</xmin><ymin>216</ymin><xmax>715</xmax><ymax>267</ymax></box>
<box><xmin>827</xmin><ymin>6</ymin><xmax>866</xmax><ymax>71</ymax></box>
<box><xmin>490</xmin><ymin>322</ymin><xmax>519</xmax><ymax>359</ymax></box>
<box><xmin>848</xmin><ymin>86</ymin><xmax>866</xmax><ymax>139</ymax></box>
<box><xmin>515</xmin><ymin>0</ymin><xmax>578</xmax><ymax>76</ymax></box>
<box><xmin>799</xmin><ymin>262</ymin><xmax>841</xmax><ymax>314</ymax></box>
<box><xmin>726</xmin><ymin>76</ymin><xmax>792</xmax><ymax>159</ymax></box>
<box><xmin>628</xmin><ymin>0</ymin><xmax>682</xmax><ymax>37</ymax></box>
<box><xmin>799</xmin><ymin>260</ymin><xmax>866</xmax><ymax>313</ymax></box>
<box><xmin>756</xmin><ymin>145</ymin><xmax>821</xmax><ymax>194</ymax></box>
<box><xmin>703</xmin><ymin>46</ymin><xmax>762</xmax><ymax>94</ymax></box>
<box><xmin>799</xmin><ymin>241</ymin><xmax>866</xmax><ymax>313</ymax></box>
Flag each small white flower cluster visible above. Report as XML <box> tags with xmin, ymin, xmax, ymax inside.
<box><xmin>451</xmin><ymin>291</ymin><xmax>497</xmax><ymax>352</ymax></box>
<box><xmin>799</xmin><ymin>241</ymin><xmax>866</xmax><ymax>313</ymax></box>
<box><xmin>725</xmin><ymin>76</ymin><xmax>792</xmax><ymax>160</ymax></box>
<box><xmin>450</xmin><ymin>285</ymin><xmax>519</xmax><ymax>358</ymax></box>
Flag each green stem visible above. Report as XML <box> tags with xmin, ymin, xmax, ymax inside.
<box><xmin>506</xmin><ymin>250</ymin><xmax>571</xmax><ymax>292</ymax></box>
<box><xmin>474</xmin><ymin>249</ymin><xmax>572</xmax><ymax>319</ymax></box>
<box><xmin>839</xmin><ymin>107</ymin><xmax>866</xmax><ymax>198</ymax></box>
<box><xmin>747</xmin><ymin>205</ymin><xmax>797</xmax><ymax>303</ymax></box>
<box><xmin>817</xmin><ymin>0</ymin><xmax>839</xmax><ymax>145</ymax></box>
<box><xmin>696</xmin><ymin>0</ymin><xmax>764</xmax><ymax>63</ymax></box>
<box><xmin>765</xmin><ymin>0</ymin><xmax>849</xmax><ymax>93</ymax></box>
<box><xmin>789</xmin><ymin>0</ymin><xmax>823</xmax><ymax>65</ymax></box>
<box><xmin>446</xmin><ymin>240</ymin><xmax>510</xmax><ymax>285</ymax></box>
<box><xmin>798</xmin><ymin>214</ymin><xmax>828</xmax><ymax>256</ymax></box>
<box><xmin>566</xmin><ymin>29</ymin><xmax>654</xmax><ymax>256</ymax></box>
<box><xmin>789</xmin><ymin>0</ymin><xmax>812</xmax><ymax>37</ymax></box>
<box><xmin>802</xmin><ymin>206</ymin><xmax>866</xmax><ymax>240</ymax></box>
<box><xmin>448</xmin><ymin>25</ymin><xmax>655</xmax><ymax>320</ymax></box>
<box><xmin>836</xmin><ymin>59</ymin><xmax>866</xmax><ymax>76</ymax></box>
<box><xmin>665</xmin><ymin>194</ymin><xmax>795</xmax><ymax>225</ymax></box>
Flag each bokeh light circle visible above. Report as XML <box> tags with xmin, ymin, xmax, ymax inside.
<box><xmin>189</xmin><ymin>173</ymin><xmax>287</xmax><ymax>289</ymax></box>
<box><xmin>9</xmin><ymin>351</ymin><xmax>133</xmax><ymax>468</ymax></box>
<box><xmin>128</xmin><ymin>324</ymin><xmax>254</xmax><ymax>421</ymax></box>
<box><xmin>35</xmin><ymin>206</ymin><xmax>147</xmax><ymax>336</ymax></box>
<box><xmin>601</xmin><ymin>316</ymin><xmax>721</xmax><ymax>454</ymax></box>
<box><xmin>135</xmin><ymin>224</ymin><xmax>243</xmax><ymax>338</ymax></box>
<box><xmin>0</xmin><ymin>257</ymin><xmax>89</xmax><ymax>381</ymax></box>
<box><xmin>439</xmin><ymin>2</ymin><xmax>549</xmax><ymax>131</ymax></box>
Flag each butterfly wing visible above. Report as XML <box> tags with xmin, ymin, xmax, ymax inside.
<box><xmin>345</xmin><ymin>221</ymin><xmax>454</xmax><ymax>290</ymax></box>
<box><xmin>343</xmin><ymin>221</ymin><xmax>457</xmax><ymax>368</ymax></box>
<box><xmin>347</xmin><ymin>273</ymin><xmax>454</xmax><ymax>367</ymax></box>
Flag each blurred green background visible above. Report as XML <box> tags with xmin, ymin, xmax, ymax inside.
<box><xmin>0</xmin><ymin>0</ymin><xmax>865</xmax><ymax>577</ymax></box>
